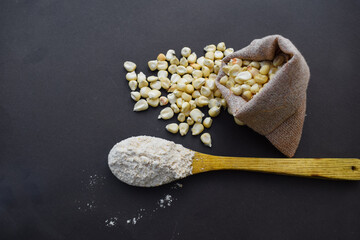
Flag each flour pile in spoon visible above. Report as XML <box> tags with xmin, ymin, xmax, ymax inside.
<box><xmin>108</xmin><ymin>136</ymin><xmax>194</xmax><ymax>187</ymax></box>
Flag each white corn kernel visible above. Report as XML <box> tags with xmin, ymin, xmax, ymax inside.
<box><xmin>204</xmin><ymin>44</ymin><xmax>216</xmax><ymax>52</ymax></box>
<box><xmin>200</xmin><ymin>133</ymin><xmax>212</xmax><ymax>147</ymax></box>
<box><xmin>236</xmin><ymin>71</ymin><xmax>252</xmax><ymax>81</ymax></box>
<box><xmin>240</xmin><ymin>84</ymin><xmax>251</xmax><ymax>92</ymax></box>
<box><xmin>203</xmin><ymin>58</ymin><xmax>214</xmax><ymax>68</ymax></box>
<box><xmin>220</xmin><ymin>75</ymin><xmax>228</xmax><ymax>85</ymax></box>
<box><xmin>203</xmin><ymin>117</ymin><xmax>213</xmax><ymax>128</ymax></box>
<box><xmin>231</xmin><ymin>85</ymin><xmax>242</xmax><ymax>96</ymax></box>
<box><xmin>147</xmin><ymin>97</ymin><xmax>160</xmax><ymax>107</ymax></box>
<box><xmin>225</xmin><ymin>79</ymin><xmax>235</xmax><ymax>89</ymax></box>
<box><xmin>254</xmin><ymin>74</ymin><xmax>268</xmax><ymax>84</ymax></box>
<box><xmin>191</xmin><ymin>123</ymin><xmax>204</xmax><ymax>135</ymax></box>
<box><xmin>229</xmin><ymin>65</ymin><xmax>241</xmax><ymax>78</ymax></box>
<box><xmin>130</xmin><ymin>91</ymin><xmax>141</xmax><ymax>101</ymax></box>
<box><xmin>158</xmin><ymin>107</ymin><xmax>174</xmax><ymax>120</ymax></box>
<box><xmin>187</xmin><ymin>52</ymin><xmax>197</xmax><ymax>64</ymax></box>
<box><xmin>173</xmin><ymin>89</ymin><xmax>183</xmax><ymax>98</ymax></box>
<box><xmin>185</xmin><ymin>84</ymin><xmax>194</xmax><ymax>94</ymax></box>
<box><xmin>214</xmin><ymin>50</ymin><xmax>224</xmax><ymax>59</ymax></box>
<box><xmin>205</xmin><ymin>51</ymin><xmax>215</xmax><ymax>61</ymax></box>
<box><xmin>147</xmin><ymin>76</ymin><xmax>158</xmax><ymax>82</ymax></box>
<box><xmin>177</xmin><ymin>66</ymin><xmax>187</xmax><ymax>75</ymax></box>
<box><xmin>208</xmin><ymin>106</ymin><xmax>220</xmax><ymax>117</ymax></box>
<box><xmin>200</xmin><ymin>86</ymin><xmax>211</xmax><ymax>97</ymax></box>
<box><xmin>169</xmin><ymin>56</ymin><xmax>179</xmax><ymax>65</ymax></box>
<box><xmin>273</xmin><ymin>55</ymin><xmax>285</xmax><ymax>67</ymax></box>
<box><xmin>168</xmin><ymin>84</ymin><xmax>177</xmax><ymax>92</ymax></box>
<box><xmin>137</xmin><ymin>72</ymin><xmax>146</xmax><ymax>82</ymax></box>
<box><xmin>170</xmin><ymin>74</ymin><xmax>181</xmax><ymax>84</ymax></box>
<box><xmin>217</xmin><ymin>42</ymin><xmax>226</xmax><ymax>51</ymax></box>
<box><xmin>242</xmin><ymin>60</ymin><xmax>251</xmax><ymax>66</ymax></box>
<box><xmin>195</xmin><ymin>96</ymin><xmax>209</xmax><ymax>107</ymax></box>
<box><xmin>157</xmin><ymin>53</ymin><xmax>166</xmax><ymax>61</ymax></box>
<box><xmin>192</xmin><ymin>78</ymin><xmax>205</xmax><ymax>89</ymax></box>
<box><xmin>248</xmin><ymin>66</ymin><xmax>259</xmax><ymax>77</ymax></box>
<box><xmin>179</xmin><ymin>123</ymin><xmax>189</xmax><ymax>136</ymax></box>
<box><xmin>205</xmin><ymin>79</ymin><xmax>216</xmax><ymax>90</ymax></box>
<box><xmin>176</xmin><ymin>98</ymin><xmax>184</xmax><ymax>108</ymax></box>
<box><xmin>220</xmin><ymin>98</ymin><xmax>227</xmax><ymax>108</ymax></box>
<box><xmin>181</xmin><ymin>47</ymin><xmax>191</xmax><ymax>58</ymax></box>
<box><xmin>166</xmin><ymin>49</ymin><xmax>176</xmax><ymax>61</ymax></box>
<box><xmin>148</xmin><ymin>60</ymin><xmax>158</xmax><ymax>71</ymax></box>
<box><xmin>160</xmin><ymin>78</ymin><xmax>171</xmax><ymax>90</ymax></box>
<box><xmin>246</xmin><ymin>79</ymin><xmax>256</xmax><ymax>86</ymax></box>
<box><xmin>197</xmin><ymin>56</ymin><xmax>205</xmax><ymax>66</ymax></box>
<box><xmin>186</xmin><ymin>66</ymin><xmax>193</xmax><ymax>74</ymax></box>
<box><xmin>168</xmin><ymin>64</ymin><xmax>177</xmax><ymax>74</ymax></box>
<box><xmin>128</xmin><ymin>80</ymin><xmax>137</xmax><ymax>91</ymax></box>
<box><xmin>180</xmin><ymin>57</ymin><xmax>188</xmax><ymax>67</ymax></box>
<box><xmin>140</xmin><ymin>87</ymin><xmax>151</xmax><ymax>98</ymax></box>
<box><xmin>213</xmin><ymin>65</ymin><xmax>220</xmax><ymax>74</ymax></box>
<box><xmin>191</xmin><ymin>63</ymin><xmax>201</xmax><ymax>70</ymax></box>
<box><xmin>126</xmin><ymin>71</ymin><xmax>137</xmax><ymax>81</ymax></box>
<box><xmin>138</xmin><ymin>78</ymin><xmax>148</xmax><ymax>88</ymax></box>
<box><xmin>158</xmin><ymin>70</ymin><xmax>168</xmax><ymax>79</ymax></box>
<box><xmin>202</xmin><ymin>66</ymin><xmax>211</xmax><ymax>77</ymax></box>
<box><xmin>177</xmin><ymin>113</ymin><xmax>186</xmax><ymax>122</ymax></box>
<box><xmin>160</xmin><ymin>96</ymin><xmax>169</xmax><ymax>106</ymax></box>
<box><xmin>181</xmin><ymin>92</ymin><xmax>192</xmax><ymax>102</ymax></box>
<box><xmin>224</xmin><ymin>48</ymin><xmax>234</xmax><ymax>56</ymax></box>
<box><xmin>208</xmin><ymin>99</ymin><xmax>220</xmax><ymax>109</ymax></box>
<box><xmin>250</xmin><ymin>61</ymin><xmax>260</xmax><ymax>69</ymax></box>
<box><xmin>157</xmin><ymin>61</ymin><xmax>168</xmax><ymax>70</ymax></box>
<box><xmin>133</xmin><ymin>99</ymin><xmax>148</xmax><ymax>111</ymax></box>
<box><xmin>250</xmin><ymin>84</ymin><xmax>260</xmax><ymax>94</ymax></box>
<box><xmin>124</xmin><ymin>61</ymin><xmax>137</xmax><ymax>72</ymax></box>
<box><xmin>187</xmin><ymin>116</ymin><xmax>194</xmax><ymax>125</ymax></box>
<box><xmin>214</xmin><ymin>90</ymin><xmax>222</xmax><ymax>98</ymax></box>
<box><xmin>190</xmin><ymin>108</ymin><xmax>203</xmax><ymax>123</ymax></box>
<box><xmin>167</xmin><ymin>93</ymin><xmax>176</xmax><ymax>104</ymax></box>
<box><xmin>259</xmin><ymin>64</ymin><xmax>270</xmax><ymax>75</ymax></box>
<box><xmin>171</xmin><ymin>103</ymin><xmax>180</xmax><ymax>113</ymax></box>
<box><xmin>234</xmin><ymin>117</ymin><xmax>245</xmax><ymax>126</ymax></box>
<box><xmin>148</xmin><ymin>89</ymin><xmax>161</xmax><ymax>99</ymax></box>
<box><xmin>166</xmin><ymin>123</ymin><xmax>179</xmax><ymax>134</ymax></box>
<box><xmin>192</xmin><ymin>70</ymin><xmax>203</xmax><ymax>79</ymax></box>
<box><xmin>150</xmin><ymin>81</ymin><xmax>162</xmax><ymax>90</ymax></box>
<box><xmin>242</xmin><ymin>90</ymin><xmax>252</xmax><ymax>101</ymax></box>
<box><xmin>189</xmin><ymin>100</ymin><xmax>196</xmax><ymax>109</ymax></box>
<box><xmin>192</xmin><ymin>90</ymin><xmax>201</xmax><ymax>99</ymax></box>
<box><xmin>181</xmin><ymin>102</ymin><xmax>191</xmax><ymax>112</ymax></box>
<box><xmin>182</xmin><ymin>74</ymin><xmax>193</xmax><ymax>83</ymax></box>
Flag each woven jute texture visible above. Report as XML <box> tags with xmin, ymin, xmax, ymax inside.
<box><xmin>215</xmin><ymin>35</ymin><xmax>310</xmax><ymax>157</ymax></box>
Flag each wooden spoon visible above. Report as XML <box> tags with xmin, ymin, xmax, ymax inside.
<box><xmin>192</xmin><ymin>152</ymin><xmax>360</xmax><ymax>180</ymax></box>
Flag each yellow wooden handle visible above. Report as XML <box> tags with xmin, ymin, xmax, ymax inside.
<box><xmin>192</xmin><ymin>152</ymin><xmax>360</xmax><ymax>180</ymax></box>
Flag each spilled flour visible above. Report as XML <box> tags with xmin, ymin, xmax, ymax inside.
<box><xmin>108</xmin><ymin>136</ymin><xmax>194</xmax><ymax>187</ymax></box>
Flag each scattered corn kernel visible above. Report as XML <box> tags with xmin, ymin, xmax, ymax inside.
<box><xmin>124</xmin><ymin>61</ymin><xmax>137</xmax><ymax>72</ymax></box>
<box><xmin>140</xmin><ymin>87</ymin><xmax>151</xmax><ymax>98</ymax></box>
<box><xmin>158</xmin><ymin>107</ymin><xmax>174</xmax><ymax>120</ymax></box>
<box><xmin>191</xmin><ymin>123</ymin><xmax>204</xmax><ymax>135</ymax></box>
<box><xmin>190</xmin><ymin>108</ymin><xmax>203</xmax><ymax>123</ymax></box>
<box><xmin>148</xmin><ymin>60</ymin><xmax>157</xmax><ymax>71</ymax></box>
<box><xmin>200</xmin><ymin>133</ymin><xmax>212</xmax><ymax>147</ymax></box>
<box><xmin>128</xmin><ymin>80</ymin><xmax>137</xmax><ymax>91</ymax></box>
<box><xmin>133</xmin><ymin>99</ymin><xmax>148</xmax><ymax>111</ymax></box>
<box><xmin>166</xmin><ymin>49</ymin><xmax>176</xmax><ymax>61</ymax></box>
<box><xmin>130</xmin><ymin>91</ymin><xmax>141</xmax><ymax>101</ymax></box>
<box><xmin>147</xmin><ymin>98</ymin><xmax>160</xmax><ymax>107</ymax></box>
<box><xmin>126</xmin><ymin>71</ymin><xmax>137</xmax><ymax>81</ymax></box>
<box><xmin>203</xmin><ymin>117</ymin><xmax>213</xmax><ymax>128</ymax></box>
<box><xmin>159</xmin><ymin>96</ymin><xmax>168</xmax><ymax>106</ymax></box>
<box><xmin>208</xmin><ymin>106</ymin><xmax>220</xmax><ymax>117</ymax></box>
<box><xmin>166</xmin><ymin>123</ymin><xmax>179</xmax><ymax>134</ymax></box>
<box><xmin>177</xmin><ymin>113</ymin><xmax>186</xmax><ymax>122</ymax></box>
<box><xmin>157</xmin><ymin>53</ymin><xmax>166</xmax><ymax>61</ymax></box>
<box><xmin>234</xmin><ymin>117</ymin><xmax>245</xmax><ymax>126</ymax></box>
<box><xmin>179</xmin><ymin>123</ymin><xmax>189</xmax><ymax>136</ymax></box>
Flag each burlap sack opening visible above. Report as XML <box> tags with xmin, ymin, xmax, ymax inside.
<box><xmin>215</xmin><ymin>35</ymin><xmax>310</xmax><ymax>157</ymax></box>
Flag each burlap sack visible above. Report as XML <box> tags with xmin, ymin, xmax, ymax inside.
<box><xmin>216</xmin><ymin>35</ymin><xmax>310</xmax><ymax>157</ymax></box>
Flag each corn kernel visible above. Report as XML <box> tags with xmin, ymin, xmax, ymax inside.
<box><xmin>133</xmin><ymin>99</ymin><xmax>148</xmax><ymax>111</ymax></box>
<box><xmin>203</xmin><ymin>117</ymin><xmax>213</xmax><ymax>128</ymax></box>
<box><xmin>158</xmin><ymin>107</ymin><xmax>174</xmax><ymax>120</ymax></box>
<box><xmin>166</xmin><ymin>123</ymin><xmax>179</xmax><ymax>134</ymax></box>
<box><xmin>179</xmin><ymin>123</ymin><xmax>189</xmax><ymax>136</ymax></box>
<box><xmin>126</xmin><ymin>71</ymin><xmax>137</xmax><ymax>81</ymax></box>
<box><xmin>177</xmin><ymin>113</ymin><xmax>186</xmax><ymax>122</ymax></box>
<box><xmin>191</xmin><ymin>123</ymin><xmax>204</xmax><ymax>135</ymax></box>
<box><xmin>124</xmin><ymin>61</ymin><xmax>137</xmax><ymax>72</ymax></box>
<box><xmin>148</xmin><ymin>60</ymin><xmax>157</xmax><ymax>71</ymax></box>
<box><xmin>130</xmin><ymin>91</ymin><xmax>141</xmax><ymax>102</ymax></box>
<box><xmin>200</xmin><ymin>133</ymin><xmax>212</xmax><ymax>147</ymax></box>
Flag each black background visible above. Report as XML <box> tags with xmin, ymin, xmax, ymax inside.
<box><xmin>1</xmin><ymin>0</ymin><xmax>360</xmax><ymax>239</ymax></box>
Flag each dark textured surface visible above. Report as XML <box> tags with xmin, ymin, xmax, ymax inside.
<box><xmin>0</xmin><ymin>0</ymin><xmax>359</xmax><ymax>239</ymax></box>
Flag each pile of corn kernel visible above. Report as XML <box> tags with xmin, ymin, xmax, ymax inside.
<box><xmin>219</xmin><ymin>54</ymin><xmax>287</xmax><ymax>101</ymax></box>
<box><xmin>123</xmin><ymin>43</ymin><xmax>287</xmax><ymax>147</ymax></box>
<box><xmin>124</xmin><ymin>42</ymin><xmax>234</xmax><ymax>147</ymax></box>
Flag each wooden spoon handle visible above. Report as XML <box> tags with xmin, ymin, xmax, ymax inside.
<box><xmin>192</xmin><ymin>152</ymin><xmax>360</xmax><ymax>180</ymax></box>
